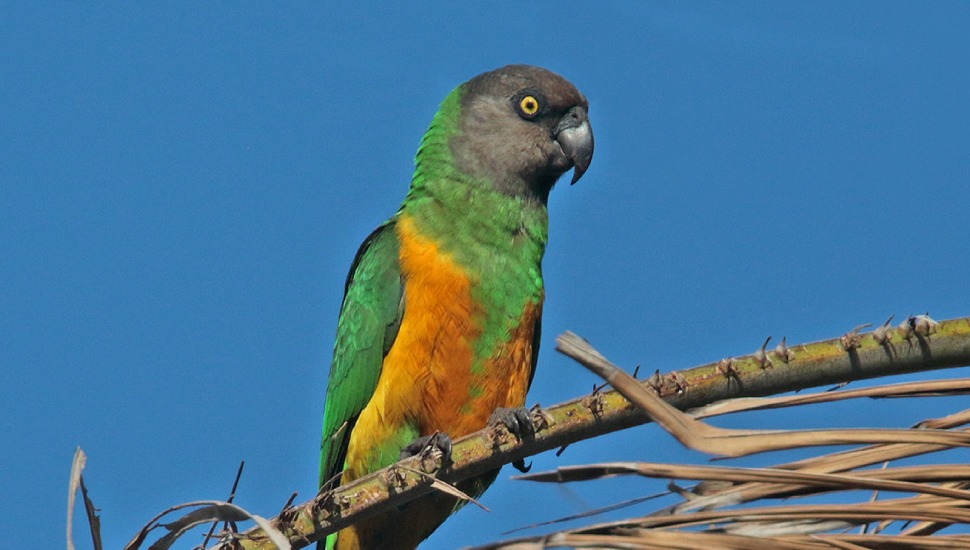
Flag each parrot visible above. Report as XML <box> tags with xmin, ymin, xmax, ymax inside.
<box><xmin>319</xmin><ymin>64</ymin><xmax>593</xmax><ymax>550</ymax></box>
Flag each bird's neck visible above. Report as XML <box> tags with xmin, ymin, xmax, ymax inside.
<box><xmin>402</xmin><ymin>84</ymin><xmax>549</xmax><ymax>271</ymax></box>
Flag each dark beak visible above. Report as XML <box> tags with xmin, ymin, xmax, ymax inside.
<box><xmin>555</xmin><ymin>106</ymin><xmax>594</xmax><ymax>184</ymax></box>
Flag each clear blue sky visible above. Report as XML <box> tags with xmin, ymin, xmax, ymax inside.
<box><xmin>4</xmin><ymin>3</ymin><xmax>970</xmax><ymax>548</ymax></box>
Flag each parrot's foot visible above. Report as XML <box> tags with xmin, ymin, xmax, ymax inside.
<box><xmin>400</xmin><ymin>431</ymin><xmax>453</xmax><ymax>473</ymax></box>
<box><xmin>488</xmin><ymin>407</ymin><xmax>536</xmax><ymax>440</ymax></box>
<box><xmin>488</xmin><ymin>407</ymin><xmax>535</xmax><ymax>473</ymax></box>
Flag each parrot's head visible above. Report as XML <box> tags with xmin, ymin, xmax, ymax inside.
<box><xmin>448</xmin><ymin>64</ymin><xmax>593</xmax><ymax>204</ymax></box>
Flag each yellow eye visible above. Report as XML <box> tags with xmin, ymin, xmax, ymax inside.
<box><xmin>518</xmin><ymin>95</ymin><xmax>540</xmax><ymax>117</ymax></box>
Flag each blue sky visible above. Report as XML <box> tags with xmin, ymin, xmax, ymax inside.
<box><xmin>4</xmin><ymin>3</ymin><xmax>970</xmax><ymax>549</ymax></box>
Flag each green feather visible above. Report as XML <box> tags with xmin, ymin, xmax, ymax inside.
<box><xmin>319</xmin><ymin>221</ymin><xmax>403</xmax><ymax>485</ymax></box>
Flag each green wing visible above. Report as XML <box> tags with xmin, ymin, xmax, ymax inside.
<box><xmin>319</xmin><ymin>220</ymin><xmax>404</xmax><ymax>486</ymax></box>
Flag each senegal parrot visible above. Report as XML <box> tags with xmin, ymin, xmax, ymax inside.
<box><xmin>319</xmin><ymin>64</ymin><xmax>593</xmax><ymax>550</ymax></box>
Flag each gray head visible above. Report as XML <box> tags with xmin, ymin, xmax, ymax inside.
<box><xmin>452</xmin><ymin>64</ymin><xmax>594</xmax><ymax>203</ymax></box>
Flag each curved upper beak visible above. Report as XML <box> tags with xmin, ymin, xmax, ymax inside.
<box><xmin>555</xmin><ymin>106</ymin><xmax>594</xmax><ymax>184</ymax></box>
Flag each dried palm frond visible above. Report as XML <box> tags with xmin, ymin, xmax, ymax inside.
<box><xmin>474</xmin><ymin>327</ymin><xmax>970</xmax><ymax>549</ymax></box>
<box><xmin>75</xmin><ymin>316</ymin><xmax>970</xmax><ymax>549</ymax></box>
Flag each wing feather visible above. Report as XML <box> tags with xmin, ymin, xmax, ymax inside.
<box><xmin>319</xmin><ymin>221</ymin><xmax>403</xmax><ymax>485</ymax></box>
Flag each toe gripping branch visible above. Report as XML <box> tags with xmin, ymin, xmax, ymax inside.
<box><xmin>400</xmin><ymin>432</ymin><xmax>454</xmax><ymax>474</ymax></box>
<box><xmin>488</xmin><ymin>406</ymin><xmax>539</xmax><ymax>473</ymax></box>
